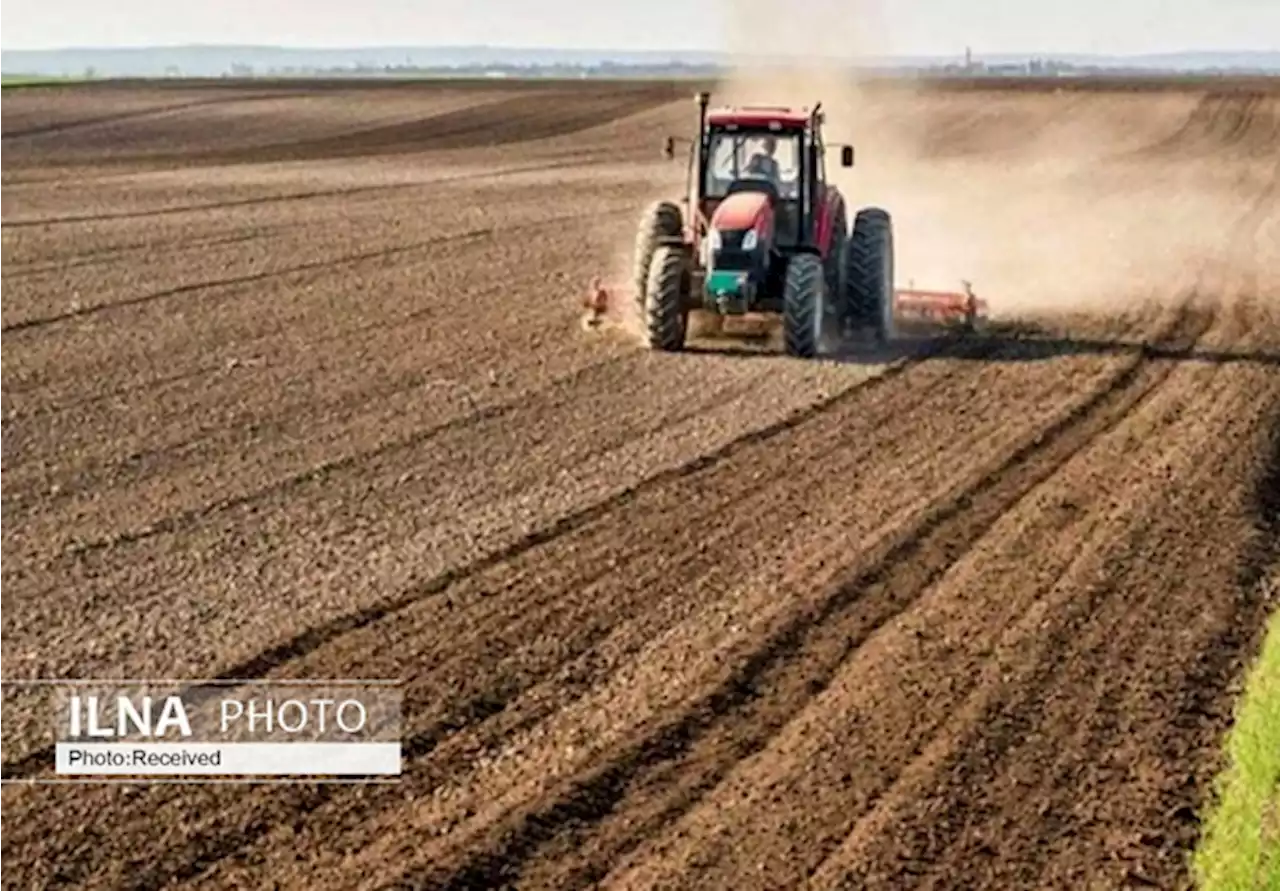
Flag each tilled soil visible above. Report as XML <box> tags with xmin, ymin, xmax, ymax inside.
<box><xmin>2</xmin><ymin>78</ymin><xmax>1279</xmax><ymax>890</ymax></box>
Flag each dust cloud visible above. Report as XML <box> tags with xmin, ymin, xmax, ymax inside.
<box><xmin>715</xmin><ymin>0</ymin><xmax>1277</xmax><ymax>317</ymax></box>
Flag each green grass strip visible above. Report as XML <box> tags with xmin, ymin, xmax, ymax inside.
<box><xmin>1195</xmin><ymin>581</ymin><xmax>1280</xmax><ymax>890</ymax></box>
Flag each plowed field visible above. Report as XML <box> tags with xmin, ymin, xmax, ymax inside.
<box><xmin>3</xmin><ymin>77</ymin><xmax>1279</xmax><ymax>890</ymax></box>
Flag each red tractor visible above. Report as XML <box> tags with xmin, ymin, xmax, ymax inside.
<box><xmin>630</xmin><ymin>91</ymin><xmax>895</xmax><ymax>357</ymax></box>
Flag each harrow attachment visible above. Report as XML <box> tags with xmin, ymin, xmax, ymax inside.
<box><xmin>891</xmin><ymin>281</ymin><xmax>987</xmax><ymax>333</ymax></box>
<box><xmin>584</xmin><ymin>276</ymin><xmax>988</xmax><ymax>337</ymax></box>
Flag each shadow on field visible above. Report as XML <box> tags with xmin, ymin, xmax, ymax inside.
<box><xmin>682</xmin><ymin>340</ymin><xmax>926</xmax><ymax>366</ymax></box>
<box><xmin>683</xmin><ymin>320</ymin><xmax>1280</xmax><ymax>368</ymax></box>
<box><xmin>938</xmin><ymin>320</ymin><xmax>1280</xmax><ymax>368</ymax></box>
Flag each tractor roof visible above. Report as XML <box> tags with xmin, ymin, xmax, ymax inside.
<box><xmin>706</xmin><ymin>107</ymin><xmax>812</xmax><ymax>129</ymax></box>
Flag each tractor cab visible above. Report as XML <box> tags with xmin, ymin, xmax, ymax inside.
<box><xmin>665</xmin><ymin>102</ymin><xmax>855</xmax><ymax>261</ymax></box>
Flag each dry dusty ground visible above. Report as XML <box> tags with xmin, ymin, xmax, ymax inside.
<box><xmin>2</xmin><ymin>77</ymin><xmax>1279</xmax><ymax>890</ymax></box>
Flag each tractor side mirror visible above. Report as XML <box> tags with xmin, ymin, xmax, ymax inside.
<box><xmin>663</xmin><ymin>136</ymin><xmax>675</xmax><ymax>159</ymax></box>
<box><xmin>840</xmin><ymin>145</ymin><xmax>854</xmax><ymax>167</ymax></box>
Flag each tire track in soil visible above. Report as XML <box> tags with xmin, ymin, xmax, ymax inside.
<box><xmin>0</xmin><ymin>347</ymin><xmax>917</xmax><ymax>784</ymax></box>
<box><xmin>0</xmin><ymin>156</ymin><xmax>602</xmax><ymax>229</ymax></box>
<box><xmin>0</xmin><ymin>205</ymin><xmax>628</xmax><ymax>333</ymax></box>
<box><xmin>1137</xmin><ymin>91</ymin><xmax>1275</xmax><ymax>159</ymax></box>
<box><xmin>1</xmin><ymin>190</ymin><xmax>685</xmax><ymax>565</ymax></box>
<box><xmin>5</xmin><ymin>184</ymin><xmax>701</xmax><ymax>601</ymax></box>
<box><xmin>1</xmin><ymin>182</ymin><xmax>409</xmax><ymax>228</ymax></box>
<box><xmin>398</xmin><ymin>299</ymin><xmax>1212</xmax><ymax>890</ymax></box>
<box><xmin>3</xmin><ymin>256</ymin><xmax>536</xmax><ymax>421</ymax></box>
<box><xmin>193</xmin><ymin>88</ymin><xmax>680</xmax><ymax>165</ymax></box>
<box><xmin>45</xmin><ymin>309</ymin><xmax>1170</xmax><ymax>890</ymax></box>
<box><xmin>0</xmin><ymin>236</ymin><xmax>482</xmax><ymax>333</ymax></box>
<box><xmin>0</xmin><ymin>229</ymin><xmax>288</xmax><ymax>279</ymax></box>
<box><xmin>800</xmin><ymin>300</ymin><xmax>1280</xmax><ymax>890</ymax></box>
<box><xmin>0</xmin><ymin>346</ymin><xmax>1000</xmax><ymax>888</ymax></box>
<box><xmin>18</xmin><ymin>350</ymin><xmax>639</xmax><ymax>569</ymax></box>
<box><xmin>0</xmin><ymin>340</ymin><xmax>916</xmax><ymax>885</ymax></box>
<box><xmin>2</xmin><ymin>175</ymin><xmax>638</xmax><ymax>418</ymax></box>
<box><xmin>15</xmin><ymin>343</ymin><xmax>779</xmax><ymax>555</ymax></box>
<box><xmin>5</xmin><ymin>308</ymin><xmax>507</xmax><ymax>513</ymax></box>
<box><xmin>0</xmin><ymin>91</ymin><xmax>307</xmax><ymax>140</ymax></box>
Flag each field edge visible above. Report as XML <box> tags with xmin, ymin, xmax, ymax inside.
<box><xmin>1193</xmin><ymin>595</ymin><xmax>1280</xmax><ymax>890</ymax></box>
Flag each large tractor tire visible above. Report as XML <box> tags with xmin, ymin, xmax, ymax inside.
<box><xmin>632</xmin><ymin>200</ymin><xmax>683</xmax><ymax>312</ymax></box>
<box><xmin>783</xmin><ymin>252</ymin><xmax>826</xmax><ymax>358</ymax></box>
<box><xmin>644</xmin><ymin>245</ymin><xmax>688</xmax><ymax>351</ymax></box>
<box><xmin>846</xmin><ymin>207</ymin><xmax>895</xmax><ymax>341</ymax></box>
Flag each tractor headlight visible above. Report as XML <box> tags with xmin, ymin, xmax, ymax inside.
<box><xmin>741</xmin><ymin>229</ymin><xmax>759</xmax><ymax>252</ymax></box>
<box><xmin>704</xmin><ymin>228</ymin><xmax>722</xmax><ymax>265</ymax></box>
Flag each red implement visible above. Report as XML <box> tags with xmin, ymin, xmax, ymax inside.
<box><xmin>585</xmin><ymin>274</ymin><xmax>986</xmax><ymax>335</ymax></box>
<box><xmin>893</xmin><ymin>281</ymin><xmax>986</xmax><ymax>331</ymax></box>
<box><xmin>583</xmin><ymin>276</ymin><xmax>611</xmax><ymax>327</ymax></box>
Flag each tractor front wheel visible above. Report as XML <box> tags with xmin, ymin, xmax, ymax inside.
<box><xmin>632</xmin><ymin>200</ymin><xmax>683</xmax><ymax>314</ymax></box>
<box><xmin>846</xmin><ymin>207</ymin><xmax>895</xmax><ymax>341</ymax></box>
<box><xmin>783</xmin><ymin>253</ymin><xmax>826</xmax><ymax>358</ymax></box>
<box><xmin>644</xmin><ymin>245</ymin><xmax>688</xmax><ymax>351</ymax></box>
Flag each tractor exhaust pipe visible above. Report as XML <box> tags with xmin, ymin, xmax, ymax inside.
<box><xmin>694</xmin><ymin>91</ymin><xmax>709</xmax><ymax>205</ymax></box>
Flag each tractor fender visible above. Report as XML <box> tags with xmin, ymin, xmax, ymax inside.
<box><xmin>813</xmin><ymin>187</ymin><xmax>847</xmax><ymax>257</ymax></box>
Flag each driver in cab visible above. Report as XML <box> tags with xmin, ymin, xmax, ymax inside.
<box><xmin>743</xmin><ymin>135</ymin><xmax>781</xmax><ymax>183</ymax></box>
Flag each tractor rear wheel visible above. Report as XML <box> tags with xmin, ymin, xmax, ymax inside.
<box><xmin>632</xmin><ymin>200</ymin><xmax>683</xmax><ymax>313</ymax></box>
<box><xmin>846</xmin><ymin>207</ymin><xmax>895</xmax><ymax>341</ymax></box>
<box><xmin>644</xmin><ymin>245</ymin><xmax>688</xmax><ymax>351</ymax></box>
<box><xmin>783</xmin><ymin>253</ymin><xmax>825</xmax><ymax>358</ymax></box>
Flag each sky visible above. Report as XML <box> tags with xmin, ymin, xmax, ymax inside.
<box><xmin>3</xmin><ymin>0</ymin><xmax>1279</xmax><ymax>55</ymax></box>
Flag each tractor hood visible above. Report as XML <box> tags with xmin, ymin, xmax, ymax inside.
<box><xmin>710</xmin><ymin>190</ymin><xmax>773</xmax><ymax>237</ymax></box>
<box><xmin>703</xmin><ymin>190</ymin><xmax>775</xmax><ymax>313</ymax></box>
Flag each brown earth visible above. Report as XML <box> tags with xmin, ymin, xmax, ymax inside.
<box><xmin>2</xmin><ymin>77</ymin><xmax>1279</xmax><ymax>890</ymax></box>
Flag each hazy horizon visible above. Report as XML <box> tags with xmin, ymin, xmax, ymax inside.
<box><xmin>4</xmin><ymin>0</ymin><xmax>1279</xmax><ymax>56</ymax></box>
<box><xmin>3</xmin><ymin>42</ymin><xmax>1276</xmax><ymax>59</ymax></box>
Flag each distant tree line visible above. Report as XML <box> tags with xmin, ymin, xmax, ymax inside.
<box><xmin>220</xmin><ymin>61</ymin><xmax>719</xmax><ymax>79</ymax></box>
<box><xmin>151</xmin><ymin>58</ymin><xmax>1280</xmax><ymax>80</ymax></box>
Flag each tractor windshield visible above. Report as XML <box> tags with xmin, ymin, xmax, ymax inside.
<box><xmin>704</xmin><ymin>129</ymin><xmax>801</xmax><ymax>199</ymax></box>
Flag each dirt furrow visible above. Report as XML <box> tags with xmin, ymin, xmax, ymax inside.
<box><xmin>0</xmin><ymin>91</ymin><xmax>307</xmax><ymax>140</ymax></box>
<box><xmin>12</xmin><ymin>311</ymin><xmax>1166</xmax><ymax>888</ymax></box>
<box><xmin>1</xmin><ymin>205</ymin><xmax>620</xmax><ymax>333</ymax></box>
<box><xmin>0</xmin><ymin>154</ymin><xmax>621</xmax><ymax>230</ymax></box>
<box><xmin>390</xmin><ymin>302</ymin><xmax>1208</xmax><ymax>890</ymax></box>
<box><xmin>803</xmin><ymin>301</ymin><xmax>1280</xmax><ymax>890</ymax></box>
<box><xmin>2</xmin><ymin>221</ymin><xmax>657</xmax><ymax>570</ymax></box>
